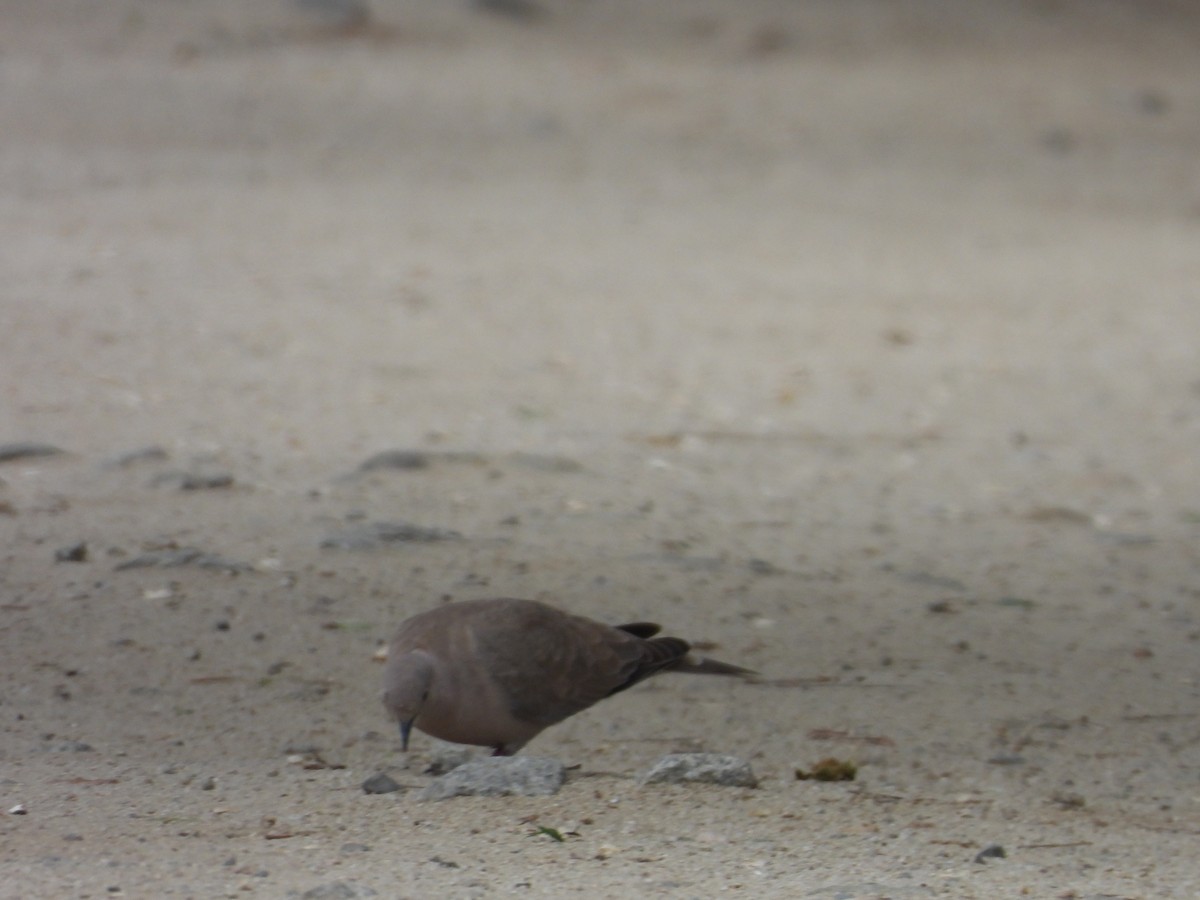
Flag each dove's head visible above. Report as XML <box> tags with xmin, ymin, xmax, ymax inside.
<box><xmin>382</xmin><ymin>650</ymin><xmax>435</xmax><ymax>751</ymax></box>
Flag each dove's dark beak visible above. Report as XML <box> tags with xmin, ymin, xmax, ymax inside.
<box><xmin>399</xmin><ymin>719</ymin><xmax>414</xmax><ymax>752</ymax></box>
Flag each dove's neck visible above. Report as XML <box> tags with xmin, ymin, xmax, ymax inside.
<box><xmin>383</xmin><ymin>650</ymin><xmax>436</xmax><ymax>722</ymax></box>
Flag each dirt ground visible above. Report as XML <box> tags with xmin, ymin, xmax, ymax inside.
<box><xmin>2</xmin><ymin>1</ymin><xmax>1200</xmax><ymax>897</ymax></box>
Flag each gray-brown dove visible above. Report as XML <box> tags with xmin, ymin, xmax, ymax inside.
<box><xmin>382</xmin><ymin>597</ymin><xmax>755</xmax><ymax>755</ymax></box>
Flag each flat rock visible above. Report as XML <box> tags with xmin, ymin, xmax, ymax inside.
<box><xmin>319</xmin><ymin>521</ymin><xmax>462</xmax><ymax>550</ymax></box>
<box><xmin>54</xmin><ymin>541</ymin><xmax>89</xmax><ymax>563</ymax></box>
<box><xmin>294</xmin><ymin>882</ymin><xmax>377</xmax><ymax>899</ymax></box>
<box><xmin>361</xmin><ymin>772</ymin><xmax>402</xmax><ymax>795</ymax></box>
<box><xmin>638</xmin><ymin>753</ymin><xmax>758</xmax><ymax>788</ymax></box>
<box><xmin>0</xmin><ymin>442</ymin><xmax>65</xmax><ymax>462</ymax></box>
<box><xmin>113</xmin><ymin>547</ymin><xmax>251</xmax><ymax>572</ymax></box>
<box><xmin>149</xmin><ymin>470</ymin><xmax>234</xmax><ymax>490</ymax></box>
<box><xmin>506</xmin><ymin>452</ymin><xmax>583</xmax><ymax>473</ymax></box>
<box><xmin>352</xmin><ymin>449</ymin><xmax>487</xmax><ymax>476</ymax></box>
<box><xmin>103</xmin><ymin>446</ymin><xmax>169</xmax><ymax>468</ymax></box>
<box><xmin>806</xmin><ymin>884</ymin><xmax>936</xmax><ymax>899</ymax></box>
<box><xmin>424</xmin><ymin>744</ymin><xmax>477</xmax><ymax>776</ymax></box>
<box><xmin>357</xmin><ymin>449</ymin><xmax>432</xmax><ymax>471</ymax></box>
<box><xmin>418</xmin><ymin>756</ymin><xmax>566</xmax><ymax>801</ymax></box>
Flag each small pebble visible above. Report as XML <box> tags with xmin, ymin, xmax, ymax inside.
<box><xmin>104</xmin><ymin>446</ymin><xmax>169</xmax><ymax>468</ymax></box>
<box><xmin>974</xmin><ymin>844</ymin><xmax>1007</xmax><ymax>863</ymax></box>
<box><xmin>361</xmin><ymin>772</ymin><xmax>402</xmax><ymax>795</ymax></box>
<box><xmin>0</xmin><ymin>442</ymin><xmax>65</xmax><ymax>462</ymax></box>
<box><xmin>319</xmin><ymin>521</ymin><xmax>462</xmax><ymax>550</ymax></box>
<box><xmin>424</xmin><ymin>745</ymin><xmax>476</xmax><ymax>775</ymax></box>
<box><xmin>300</xmin><ymin>881</ymin><xmax>377</xmax><ymax>899</ymax></box>
<box><xmin>114</xmin><ymin>548</ymin><xmax>249</xmax><ymax>572</ymax></box>
<box><xmin>55</xmin><ymin>542</ymin><xmax>88</xmax><ymax>563</ymax></box>
<box><xmin>147</xmin><ymin>470</ymin><xmax>233</xmax><ymax>490</ymax></box>
<box><xmin>639</xmin><ymin>753</ymin><xmax>758</xmax><ymax>788</ymax></box>
<box><xmin>293</xmin><ymin>0</ymin><xmax>372</xmax><ymax>31</ymax></box>
<box><xmin>507</xmin><ymin>452</ymin><xmax>583</xmax><ymax>473</ymax></box>
<box><xmin>987</xmin><ymin>753</ymin><xmax>1026</xmax><ymax>766</ymax></box>
<box><xmin>38</xmin><ymin>740</ymin><xmax>94</xmax><ymax>753</ymax></box>
<box><xmin>357</xmin><ymin>450</ymin><xmax>431</xmax><ymax>472</ymax></box>
<box><xmin>419</xmin><ymin>756</ymin><xmax>566</xmax><ymax>801</ymax></box>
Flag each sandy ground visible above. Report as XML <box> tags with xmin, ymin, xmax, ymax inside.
<box><xmin>2</xmin><ymin>0</ymin><xmax>1200</xmax><ymax>897</ymax></box>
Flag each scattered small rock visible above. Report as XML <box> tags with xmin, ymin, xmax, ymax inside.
<box><xmin>899</xmin><ymin>570</ymin><xmax>967</xmax><ymax>592</ymax></box>
<box><xmin>808</xmin><ymin>882</ymin><xmax>933</xmax><ymax>898</ymax></box>
<box><xmin>37</xmin><ymin>740</ymin><xmax>94</xmax><ymax>753</ymax></box>
<box><xmin>424</xmin><ymin>745</ymin><xmax>476</xmax><ymax>775</ymax></box>
<box><xmin>997</xmin><ymin>596</ymin><xmax>1036</xmax><ymax>610</ymax></box>
<box><xmin>987</xmin><ymin>753</ymin><xmax>1026</xmax><ymax>766</ymax></box>
<box><xmin>361</xmin><ymin>772</ymin><xmax>402</xmax><ymax>795</ymax></box>
<box><xmin>473</xmin><ymin>0</ymin><xmax>546</xmax><ymax>23</ymax></box>
<box><xmin>1051</xmin><ymin>790</ymin><xmax>1086</xmax><ymax>809</ymax></box>
<box><xmin>104</xmin><ymin>446</ymin><xmax>169</xmax><ymax>468</ymax></box>
<box><xmin>54</xmin><ymin>542</ymin><xmax>88</xmax><ymax>563</ymax></box>
<box><xmin>114</xmin><ymin>547</ymin><xmax>250</xmax><ymax>573</ymax></box>
<box><xmin>351</xmin><ymin>449</ymin><xmax>579</xmax><ymax>480</ymax></box>
<box><xmin>0</xmin><ymin>442</ymin><xmax>65</xmax><ymax>462</ymax></box>
<box><xmin>507</xmin><ymin>452</ymin><xmax>583</xmax><ymax>473</ymax></box>
<box><xmin>795</xmin><ymin>758</ymin><xmax>857</xmax><ymax>782</ymax></box>
<box><xmin>351</xmin><ymin>449</ymin><xmax>488</xmax><ymax>478</ymax></box>
<box><xmin>639</xmin><ymin>753</ymin><xmax>758</xmax><ymax>788</ymax></box>
<box><xmin>1096</xmin><ymin>531</ymin><xmax>1155</xmax><ymax>546</ymax></box>
<box><xmin>319</xmin><ymin>521</ymin><xmax>462</xmax><ymax>550</ymax></box>
<box><xmin>357</xmin><ymin>450</ymin><xmax>431</xmax><ymax>472</ymax></box>
<box><xmin>1025</xmin><ymin>506</ymin><xmax>1092</xmax><ymax>525</ymax></box>
<box><xmin>419</xmin><ymin>756</ymin><xmax>566</xmax><ymax>801</ymax></box>
<box><xmin>974</xmin><ymin>844</ymin><xmax>1007</xmax><ymax>863</ymax></box>
<box><xmin>281</xmin><ymin>742</ymin><xmax>322</xmax><ymax>755</ymax></box>
<box><xmin>292</xmin><ymin>0</ymin><xmax>372</xmax><ymax>32</ymax></box>
<box><xmin>150</xmin><ymin>471</ymin><xmax>234</xmax><ymax>491</ymax></box>
<box><xmin>295</xmin><ymin>882</ymin><xmax>377</xmax><ymax>899</ymax></box>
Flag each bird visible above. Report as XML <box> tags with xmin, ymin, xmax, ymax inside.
<box><xmin>382</xmin><ymin>597</ymin><xmax>755</xmax><ymax>756</ymax></box>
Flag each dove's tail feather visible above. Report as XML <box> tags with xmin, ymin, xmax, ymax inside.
<box><xmin>674</xmin><ymin>655</ymin><xmax>758</xmax><ymax>678</ymax></box>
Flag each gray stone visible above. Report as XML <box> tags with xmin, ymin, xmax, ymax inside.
<box><xmin>54</xmin><ymin>542</ymin><xmax>88</xmax><ymax>563</ymax></box>
<box><xmin>638</xmin><ymin>753</ymin><xmax>758</xmax><ymax>788</ymax></box>
<box><xmin>807</xmin><ymin>884</ymin><xmax>936</xmax><ymax>899</ymax></box>
<box><xmin>319</xmin><ymin>521</ymin><xmax>461</xmax><ymax>550</ymax></box>
<box><xmin>357</xmin><ymin>450</ymin><xmax>430</xmax><ymax>472</ymax></box>
<box><xmin>104</xmin><ymin>445</ymin><xmax>169</xmax><ymax>468</ymax></box>
<box><xmin>361</xmin><ymin>772</ymin><xmax>401</xmax><ymax>795</ymax></box>
<box><xmin>418</xmin><ymin>756</ymin><xmax>565</xmax><ymax>801</ymax></box>
<box><xmin>424</xmin><ymin>744</ymin><xmax>476</xmax><ymax>776</ymax></box>
<box><xmin>295</xmin><ymin>882</ymin><xmax>377</xmax><ymax>899</ymax></box>
<box><xmin>973</xmin><ymin>843</ymin><xmax>1007</xmax><ymax>863</ymax></box>
<box><xmin>113</xmin><ymin>547</ymin><xmax>250</xmax><ymax>572</ymax></box>
<box><xmin>0</xmin><ymin>442</ymin><xmax>65</xmax><ymax>462</ymax></box>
